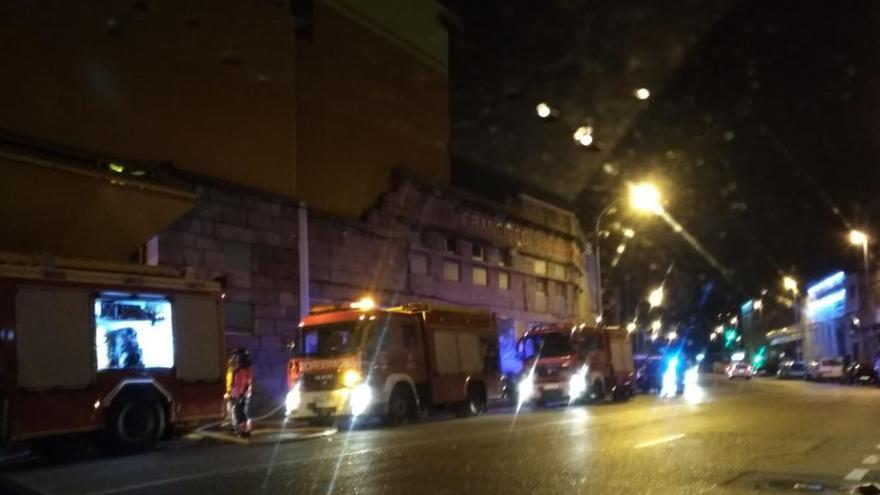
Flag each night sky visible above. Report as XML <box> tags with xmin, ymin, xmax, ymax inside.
<box><xmin>446</xmin><ymin>0</ymin><xmax>880</xmax><ymax>329</ymax></box>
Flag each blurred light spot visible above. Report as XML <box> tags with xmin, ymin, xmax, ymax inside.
<box><xmin>536</xmin><ymin>102</ymin><xmax>552</xmax><ymax>118</ymax></box>
<box><xmin>616</xmin><ymin>244</ymin><xmax>626</xmax><ymax>254</ymax></box>
<box><xmin>578</xmin><ymin>133</ymin><xmax>594</xmax><ymax>147</ymax></box>
<box><xmin>634</xmin><ymin>88</ymin><xmax>650</xmax><ymax>100</ymax></box>
<box><xmin>602</xmin><ymin>162</ymin><xmax>618</xmax><ymax>176</ymax></box>
<box><xmin>573</xmin><ymin>126</ymin><xmax>592</xmax><ymax>142</ymax></box>
<box><xmin>723</xmin><ymin>130</ymin><xmax>735</xmax><ymax>141</ymax></box>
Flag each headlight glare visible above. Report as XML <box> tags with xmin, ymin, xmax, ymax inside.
<box><xmin>342</xmin><ymin>369</ymin><xmax>363</xmax><ymax>388</ymax></box>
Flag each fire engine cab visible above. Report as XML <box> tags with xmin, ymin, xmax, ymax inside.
<box><xmin>0</xmin><ymin>253</ymin><xmax>226</xmax><ymax>456</ymax></box>
<box><xmin>514</xmin><ymin>323</ymin><xmax>634</xmax><ymax>406</ymax></box>
<box><xmin>286</xmin><ymin>298</ymin><xmax>502</xmax><ymax>426</ymax></box>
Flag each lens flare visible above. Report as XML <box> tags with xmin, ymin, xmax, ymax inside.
<box><xmin>659</xmin><ymin>357</ymin><xmax>679</xmax><ymax>398</ymax></box>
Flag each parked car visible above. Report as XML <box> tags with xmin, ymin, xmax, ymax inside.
<box><xmin>806</xmin><ymin>358</ymin><xmax>845</xmax><ymax>381</ymax></box>
<box><xmin>727</xmin><ymin>362</ymin><xmax>752</xmax><ymax>380</ymax></box>
<box><xmin>776</xmin><ymin>361</ymin><xmax>808</xmax><ymax>379</ymax></box>
<box><xmin>843</xmin><ymin>362</ymin><xmax>877</xmax><ymax>385</ymax></box>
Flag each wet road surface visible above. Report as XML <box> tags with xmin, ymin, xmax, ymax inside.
<box><xmin>4</xmin><ymin>375</ymin><xmax>880</xmax><ymax>494</ymax></box>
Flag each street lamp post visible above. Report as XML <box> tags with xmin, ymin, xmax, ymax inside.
<box><xmin>849</xmin><ymin>230</ymin><xmax>872</xmax><ymax>356</ymax></box>
<box><xmin>592</xmin><ymin>182</ymin><xmax>662</xmax><ymax>324</ymax></box>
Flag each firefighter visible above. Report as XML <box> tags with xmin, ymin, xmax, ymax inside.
<box><xmin>227</xmin><ymin>348</ymin><xmax>254</xmax><ymax>438</ymax></box>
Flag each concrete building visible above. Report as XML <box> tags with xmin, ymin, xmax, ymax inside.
<box><xmin>800</xmin><ymin>271</ymin><xmax>860</xmax><ymax>362</ymax></box>
<box><xmin>0</xmin><ymin>1</ymin><xmax>595</xmax><ymax>403</ymax></box>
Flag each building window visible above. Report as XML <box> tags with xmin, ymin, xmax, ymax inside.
<box><xmin>409</xmin><ymin>253</ymin><xmax>429</xmax><ymax>275</ymax></box>
<box><xmin>534</xmin><ymin>259</ymin><xmax>547</xmax><ymax>276</ymax></box>
<box><xmin>443</xmin><ymin>260</ymin><xmax>460</xmax><ymax>281</ymax></box>
<box><xmin>499</xmin><ymin>249</ymin><xmax>512</xmax><ymax>267</ymax></box>
<box><xmin>537</xmin><ymin>279</ymin><xmax>548</xmax><ymax>294</ymax></box>
<box><xmin>473</xmin><ymin>266</ymin><xmax>488</xmax><ymax>286</ymax></box>
<box><xmin>224</xmin><ymin>302</ymin><xmax>255</xmax><ymax>334</ymax></box>
<box><xmin>224</xmin><ymin>242</ymin><xmax>252</xmax><ymax>271</ymax></box>
<box><xmin>549</xmin><ymin>262</ymin><xmax>565</xmax><ymax>279</ymax></box>
<box><xmin>553</xmin><ymin>281</ymin><xmax>565</xmax><ymax>295</ymax></box>
<box><xmin>445</xmin><ymin>237</ymin><xmax>457</xmax><ymax>254</ymax></box>
<box><xmin>472</xmin><ymin>245</ymin><xmax>485</xmax><ymax>261</ymax></box>
<box><xmin>498</xmin><ymin>272</ymin><xmax>510</xmax><ymax>290</ymax></box>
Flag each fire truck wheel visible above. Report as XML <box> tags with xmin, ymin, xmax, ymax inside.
<box><xmin>455</xmin><ymin>384</ymin><xmax>487</xmax><ymax>418</ymax></box>
<box><xmin>107</xmin><ymin>399</ymin><xmax>166</xmax><ymax>453</ymax></box>
<box><xmin>383</xmin><ymin>385</ymin><xmax>414</xmax><ymax>427</ymax></box>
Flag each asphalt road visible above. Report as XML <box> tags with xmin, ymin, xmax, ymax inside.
<box><xmin>4</xmin><ymin>375</ymin><xmax>880</xmax><ymax>495</ymax></box>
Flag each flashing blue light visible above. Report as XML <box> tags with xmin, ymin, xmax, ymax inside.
<box><xmin>807</xmin><ymin>288</ymin><xmax>846</xmax><ymax>317</ymax></box>
<box><xmin>740</xmin><ymin>299</ymin><xmax>753</xmax><ymax>313</ymax></box>
<box><xmin>696</xmin><ymin>353</ymin><xmax>705</xmax><ymax>363</ymax></box>
<box><xmin>807</xmin><ymin>271</ymin><xmax>845</xmax><ymax>297</ymax></box>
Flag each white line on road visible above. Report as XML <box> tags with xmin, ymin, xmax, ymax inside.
<box><xmin>845</xmin><ymin>468</ymin><xmax>869</xmax><ymax>481</ymax></box>
<box><xmin>633</xmin><ymin>433</ymin><xmax>686</xmax><ymax>449</ymax></box>
<box><xmin>864</xmin><ymin>455</ymin><xmax>879</xmax><ymax>465</ymax></box>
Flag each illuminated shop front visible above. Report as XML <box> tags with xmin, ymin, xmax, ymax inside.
<box><xmin>801</xmin><ymin>271</ymin><xmax>860</xmax><ymax>362</ymax></box>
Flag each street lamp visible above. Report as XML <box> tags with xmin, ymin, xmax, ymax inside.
<box><xmin>648</xmin><ymin>286</ymin><xmax>664</xmax><ymax>308</ymax></box>
<box><xmin>651</xmin><ymin>320</ymin><xmax>662</xmax><ymax>332</ymax></box>
<box><xmin>626</xmin><ymin>322</ymin><xmax>637</xmax><ymax>333</ymax></box>
<box><xmin>783</xmin><ymin>275</ymin><xmax>800</xmax><ymax>330</ymax></box>
<box><xmin>629</xmin><ymin>182</ymin><xmax>662</xmax><ymax>215</ymax></box>
<box><xmin>849</xmin><ymin>229</ymin><xmax>871</xmax><ymax>330</ymax></box>
<box><xmin>593</xmin><ymin>181</ymin><xmax>662</xmax><ymax>323</ymax></box>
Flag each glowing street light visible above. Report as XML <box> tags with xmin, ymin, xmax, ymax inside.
<box><xmin>622</xmin><ymin>227</ymin><xmax>635</xmax><ymax>238</ymax></box>
<box><xmin>629</xmin><ymin>182</ymin><xmax>662</xmax><ymax>214</ymax></box>
<box><xmin>634</xmin><ymin>88</ymin><xmax>651</xmax><ymax>100</ymax></box>
<box><xmin>626</xmin><ymin>322</ymin><xmax>637</xmax><ymax>333</ymax></box>
<box><xmin>648</xmin><ymin>286</ymin><xmax>664</xmax><ymax>308</ymax></box>
<box><xmin>651</xmin><ymin>320</ymin><xmax>662</xmax><ymax>332</ymax></box>
<box><xmin>667</xmin><ymin>331</ymin><xmax>678</xmax><ymax>341</ymax></box>
<box><xmin>536</xmin><ymin>102</ymin><xmax>552</xmax><ymax>118</ymax></box>
<box><xmin>849</xmin><ymin>229</ymin><xmax>868</xmax><ymax>247</ymax></box>
<box><xmin>782</xmin><ymin>276</ymin><xmax>798</xmax><ymax>293</ymax></box>
<box><xmin>753</xmin><ymin>299</ymin><xmax>763</xmax><ymax>310</ymax></box>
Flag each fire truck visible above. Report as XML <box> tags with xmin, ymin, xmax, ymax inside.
<box><xmin>0</xmin><ymin>253</ymin><xmax>226</xmax><ymax>456</ymax></box>
<box><xmin>285</xmin><ymin>298</ymin><xmax>502</xmax><ymax>426</ymax></box>
<box><xmin>513</xmin><ymin>323</ymin><xmax>634</xmax><ymax>406</ymax></box>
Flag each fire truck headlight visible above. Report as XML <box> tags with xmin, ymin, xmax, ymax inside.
<box><xmin>285</xmin><ymin>384</ymin><xmax>302</xmax><ymax>415</ymax></box>
<box><xmin>568</xmin><ymin>367</ymin><xmax>588</xmax><ymax>399</ymax></box>
<box><xmin>350</xmin><ymin>384</ymin><xmax>372</xmax><ymax>417</ymax></box>
<box><xmin>342</xmin><ymin>369</ymin><xmax>363</xmax><ymax>388</ymax></box>
<box><xmin>517</xmin><ymin>374</ymin><xmax>534</xmax><ymax>406</ymax></box>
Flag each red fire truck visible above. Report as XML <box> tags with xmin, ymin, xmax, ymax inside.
<box><xmin>285</xmin><ymin>298</ymin><xmax>502</xmax><ymax>426</ymax></box>
<box><xmin>513</xmin><ymin>323</ymin><xmax>634</xmax><ymax>406</ymax></box>
<box><xmin>0</xmin><ymin>253</ymin><xmax>226</xmax><ymax>456</ymax></box>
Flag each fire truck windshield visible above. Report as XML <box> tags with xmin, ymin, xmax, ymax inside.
<box><xmin>299</xmin><ymin>321</ymin><xmax>372</xmax><ymax>357</ymax></box>
<box><xmin>519</xmin><ymin>332</ymin><xmax>574</xmax><ymax>360</ymax></box>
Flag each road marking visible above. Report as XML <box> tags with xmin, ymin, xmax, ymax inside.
<box><xmin>633</xmin><ymin>433</ymin><xmax>686</xmax><ymax>449</ymax></box>
<box><xmin>864</xmin><ymin>455</ymin><xmax>880</xmax><ymax>465</ymax></box>
<box><xmin>845</xmin><ymin>468</ymin><xmax>869</xmax><ymax>481</ymax></box>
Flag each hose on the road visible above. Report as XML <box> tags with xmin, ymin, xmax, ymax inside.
<box><xmin>193</xmin><ymin>400</ymin><xmax>287</xmax><ymax>433</ymax></box>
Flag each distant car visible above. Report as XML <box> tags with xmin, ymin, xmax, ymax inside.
<box><xmin>806</xmin><ymin>358</ymin><xmax>845</xmax><ymax>381</ymax></box>
<box><xmin>843</xmin><ymin>362</ymin><xmax>877</xmax><ymax>385</ymax></box>
<box><xmin>727</xmin><ymin>362</ymin><xmax>752</xmax><ymax>380</ymax></box>
<box><xmin>776</xmin><ymin>361</ymin><xmax>808</xmax><ymax>379</ymax></box>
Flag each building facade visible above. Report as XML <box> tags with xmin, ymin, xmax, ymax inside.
<box><xmin>0</xmin><ymin>1</ymin><xmax>595</xmax><ymax>406</ymax></box>
<box><xmin>151</xmin><ymin>173</ymin><xmax>592</xmax><ymax>402</ymax></box>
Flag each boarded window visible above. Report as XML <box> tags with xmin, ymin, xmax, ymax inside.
<box><xmin>409</xmin><ymin>253</ymin><xmax>429</xmax><ymax>275</ymax></box>
<box><xmin>498</xmin><ymin>272</ymin><xmax>510</xmax><ymax>290</ymax></box>
<box><xmin>443</xmin><ymin>260</ymin><xmax>460</xmax><ymax>281</ymax></box>
<box><xmin>472</xmin><ymin>266</ymin><xmax>488</xmax><ymax>286</ymax></box>
<box><xmin>224</xmin><ymin>301</ymin><xmax>255</xmax><ymax>333</ymax></box>
<box><xmin>533</xmin><ymin>259</ymin><xmax>547</xmax><ymax>275</ymax></box>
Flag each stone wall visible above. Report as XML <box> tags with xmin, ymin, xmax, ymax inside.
<box><xmin>156</xmin><ymin>177</ymin><xmax>592</xmax><ymax>407</ymax></box>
